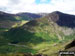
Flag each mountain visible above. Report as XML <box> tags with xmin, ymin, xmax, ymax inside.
<box><xmin>47</xmin><ymin>11</ymin><xmax>75</xmax><ymax>28</ymax></box>
<box><xmin>38</xmin><ymin>13</ymin><xmax>49</xmax><ymax>16</ymax></box>
<box><xmin>0</xmin><ymin>11</ymin><xmax>42</xmax><ymax>21</ymax></box>
<box><xmin>4</xmin><ymin>11</ymin><xmax>75</xmax><ymax>45</ymax></box>
<box><xmin>23</xmin><ymin>11</ymin><xmax>75</xmax><ymax>27</ymax></box>
<box><xmin>16</xmin><ymin>12</ymin><xmax>42</xmax><ymax>20</ymax></box>
<box><xmin>20</xmin><ymin>11</ymin><xmax>75</xmax><ymax>54</ymax></box>
<box><xmin>5</xmin><ymin>11</ymin><xmax>75</xmax><ymax>46</ymax></box>
<box><xmin>0</xmin><ymin>11</ymin><xmax>42</xmax><ymax>28</ymax></box>
<box><xmin>0</xmin><ymin>11</ymin><xmax>16</xmax><ymax>21</ymax></box>
<box><xmin>0</xmin><ymin>11</ymin><xmax>17</xmax><ymax>28</ymax></box>
<box><xmin>22</xmin><ymin>11</ymin><xmax>75</xmax><ymax>36</ymax></box>
<box><xmin>0</xmin><ymin>11</ymin><xmax>75</xmax><ymax>56</ymax></box>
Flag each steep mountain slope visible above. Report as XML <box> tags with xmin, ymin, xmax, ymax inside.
<box><xmin>22</xmin><ymin>11</ymin><xmax>75</xmax><ymax>39</ymax></box>
<box><xmin>47</xmin><ymin>11</ymin><xmax>75</xmax><ymax>28</ymax></box>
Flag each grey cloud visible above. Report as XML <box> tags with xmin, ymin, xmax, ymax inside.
<box><xmin>9</xmin><ymin>0</ymin><xmax>20</xmax><ymax>5</ymax></box>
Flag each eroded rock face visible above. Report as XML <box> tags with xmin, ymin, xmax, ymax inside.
<box><xmin>65</xmin><ymin>40</ymin><xmax>75</xmax><ymax>50</ymax></box>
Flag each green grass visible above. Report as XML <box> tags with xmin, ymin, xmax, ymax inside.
<box><xmin>0</xmin><ymin>17</ymin><xmax>75</xmax><ymax>56</ymax></box>
<box><xmin>15</xmin><ymin>15</ymin><xmax>33</xmax><ymax>21</ymax></box>
<box><xmin>0</xmin><ymin>28</ymin><xmax>8</xmax><ymax>31</ymax></box>
<box><xmin>12</xmin><ymin>20</ymin><xmax>28</xmax><ymax>28</ymax></box>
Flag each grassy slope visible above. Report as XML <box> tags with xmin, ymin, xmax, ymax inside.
<box><xmin>0</xmin><ymin>17</ymin><xmax>75</xmax><ymax>56</ymax></box>
<box><xmin>27</xmin><ymin>17</ymin><xmax>75</xmax><ymax>56</ymax></box>
<box><xmin>0</xmin><ymin>12</ymin><xmax>43</xmax><ymax>56</ymax></box>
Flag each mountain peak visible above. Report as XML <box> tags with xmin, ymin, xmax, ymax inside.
<box><xmin>51</xmin><ymin>11</ymin><xmax>63</xmax><ymax>14</ymax></box>
<box><xmin>48</xmin><ymin>11</ymin><xmax>75</xmax><ymax>28</ymax></box>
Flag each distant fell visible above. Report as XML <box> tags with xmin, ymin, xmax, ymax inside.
<box><xmin>17</xmin><ymin>12</ymin><xmax>42</xmax><ymax>19</ymax></box>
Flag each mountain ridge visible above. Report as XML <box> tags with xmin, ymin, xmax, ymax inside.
<box><xmin>0</xmin><ymin>11</ymin><xmax>42</xmax><ymax>28</ymax></box>
<box><xmin>23</xmin><ymin>11</ymin><xmax>75</xmax><ymax>28</ymax></box>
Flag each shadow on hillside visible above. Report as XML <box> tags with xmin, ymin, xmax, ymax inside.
<box><xmin>25</xmin><ymin>20</ymin><xmax>39</xmax><ymax>26</ymax></box>
<box><xmin>3</xmin><ymin>27</ymin><xmax>44</xmax><ymax>44</ymax></box>
<box><xmin>48</xmin><ymin>11</ymin><xmax>75</xmax><ymax>28</ymax></box>
<box><xmin>56</xmin><ymin>13</ymin><xmax>75</xmax><ymax>28</ymax></box>
<box><xmin>65</xmin><ymin>40</ymin><xmax>75</xmax><ymax>50</ymax></box>
<box><xmin>0</xmin><ymin>14</ymin><xmax>17</xmax><ymax>21</ymax></box>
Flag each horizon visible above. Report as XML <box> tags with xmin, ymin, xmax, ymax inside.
<box><xmin>0</xmin><ymin>0</ymin><xmax>75</xmax><ymax>15</ymax></box>
<box><xmin>0</xmin><ymin>11</ymin><xmax>75</xmax><ymax>16</ymax></box>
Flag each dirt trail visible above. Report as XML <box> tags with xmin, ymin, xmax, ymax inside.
<box><xmin>8</xmin><ymin>43</ymin><xmax>30</xmax><ymax>48</ymax></box>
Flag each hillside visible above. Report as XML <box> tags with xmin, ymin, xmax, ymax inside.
<box><xmin>21</xmin><ymin>11</ymin><xmax>75</xmax><ymax>55</ymax></box>
<box><xmin>0</xmin><ymin>11</ymin><xmax>42</xmax><ymax>29</ymax></box>
<box><xmin>0</xmin><ymin>11</ymin><xmax>75</xmax><ymax>56</ymax></box>
<box><xmin>23</xmin><ymin>11</ymin><xmax>75</xmax><ymax>37</ymax></box>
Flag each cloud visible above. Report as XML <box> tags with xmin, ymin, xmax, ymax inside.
<box><xmin>0</xmin><ymin>0</ymin><xmax>75</xmax><ymax>15</ymax></box>
<box><xmin>0</xmin><ymin>0</ymin><xmax>9</xmax><ymax>6</ymax></box>
<box><xmin>50</xmin><ymin>0</ymin><xmax>75</xmax><ymax>14</ymax></box>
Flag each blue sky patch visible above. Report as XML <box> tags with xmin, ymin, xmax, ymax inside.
<box><xmin>35</xmin><ymin>0</ymin><xmax>51</xmax><ymax>4</ymax></box>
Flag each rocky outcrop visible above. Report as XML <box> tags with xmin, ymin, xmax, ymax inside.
<box><xmin>65</xmin><ymin>40</ymin><xmax>75</xmax><ymax>50</ymax></box>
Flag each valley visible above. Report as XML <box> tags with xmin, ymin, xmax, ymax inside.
<box><xmin>0</xmin><ymin>11</ymin><xmax>75</xmax><ymax>56</ymax></box>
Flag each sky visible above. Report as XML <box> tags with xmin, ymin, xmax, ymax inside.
<box><xmin>0</xmin><ymin>0</ymin><xmax>75</xmax><ymax>14</ymax></box>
